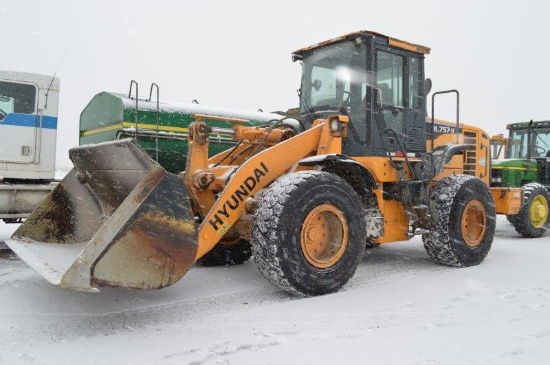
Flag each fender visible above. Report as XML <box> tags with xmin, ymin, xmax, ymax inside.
<box><xmin>299</xmin><ymin>153</ymin><xmax>378</xmax><ymax>192</ymax></box>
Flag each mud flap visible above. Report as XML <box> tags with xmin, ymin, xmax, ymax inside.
<box><xmin>6</xmin><ymin>140</ymin><xmax>197</xmax><ymax>292</ymax></box>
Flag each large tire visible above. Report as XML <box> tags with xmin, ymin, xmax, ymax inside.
<box><xmin>251</xmin><ymin>171</ymin><xmax>366</xmax><ymax>296</ymax></box>
<box><xmin>196</xmin><ymin>239</ymin><xmax>251</xmax><ymax>267</ymax></box>
<box><xmin>422</xmin><ymin>175</ymin><xmax>495</xmax><ymax>267</ymax></box>
<box><xmin>506</xmin><ymin>183</ymin><xmax>550</xmax><ymax>238</ymax></box>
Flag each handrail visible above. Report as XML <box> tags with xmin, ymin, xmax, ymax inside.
<box><xmin>128</xmin><ymin>80</ymin><xmax>139</xmax><ymax>142</ymax></box>
<box><xmin>430</xmin><ymin>89</ymin><xmax>460</xmax><ymax>150</ymax></box>
<box><xmin>147</xmin><ymin>83</ymin><xmax>160</xmax><ymax>161</ymax></box>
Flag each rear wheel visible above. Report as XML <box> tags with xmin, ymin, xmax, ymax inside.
<box><xmin>506</xmin><ymin>183</ymin><xmax>550</xmax><ymax>238</ymax></box>
<box><xmin>422</xmin><ymin>175</ymin><xmax>495</xmax><ymax>267</ymax></box>
<box><xmin>251</xmin><ymin>171</ymin><xmax>366</xmax><ymax>296</ymax></box>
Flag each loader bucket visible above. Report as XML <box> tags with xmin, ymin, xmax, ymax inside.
<box><xmin>5</xmin><ymin>139</ymin><xmax>197</xmax><ymax>292</ymax></box>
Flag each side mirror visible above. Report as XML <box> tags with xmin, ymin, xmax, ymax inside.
<box><xmin>312</xmin><ymin>79</ymin><xmax>322</xmax><ymax>91</ymax></box>
<box><xmin>424</xmin><ymin>78</ymin><xmax>432</xmax><ymax>95</ymax></box>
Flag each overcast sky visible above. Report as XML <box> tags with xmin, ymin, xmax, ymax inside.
<box><xmin>3</xmin><ymin>0</ymin><xmax>549</xmax><ymax>169</ymax></box>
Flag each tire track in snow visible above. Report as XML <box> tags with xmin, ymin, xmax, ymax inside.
<box><xmin>1</xmin><ymin>237</ymin><xmax>469</xmax><ymax>354</ymax></box>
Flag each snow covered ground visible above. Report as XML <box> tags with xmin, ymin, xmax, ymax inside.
<box><xmin>1</xmin><ymin>216</ymin><xmax>549</xmax><ymax>365</ymax></box>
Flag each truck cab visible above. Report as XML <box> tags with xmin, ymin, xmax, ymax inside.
<box><xmin>0</xmin><ymin>71</ymin><xmax>60</xmax><ymax>222</ymax></box>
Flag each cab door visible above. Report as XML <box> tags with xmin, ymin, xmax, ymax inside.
<box><xmin>374</xmin><ymin>48</ymin><xmax>425</xmax><ymax>153</ymax></box>
<box><xmin>375</xmin><ymin>49</ymin><xmax>404</xmax><ymax>151</ymax></box>
<box><xmin>0</xmin><ymin>80</ymin><xmax>39</xmax><ymax>163</ymax></box>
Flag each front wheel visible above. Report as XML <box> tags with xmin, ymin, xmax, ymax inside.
<box><xmin>507</xmin><ymin>183</ymin><xmax>550</xmax><ymax>238</ymax></box>
<box><xmin>251</xmin><ymin>171</ymin><xmax>366</xmax><ymax>296</ymax></box>
<box><xmin>423</xmin><ymin>175</ymin><xmax>496</xmax><ymax>267</ymax></box>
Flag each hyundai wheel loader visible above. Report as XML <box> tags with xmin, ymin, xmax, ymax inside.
<box><xmin>6</xmin><ymin>30</ymin><xmax>519</xmax><ymax>296</ymax></box>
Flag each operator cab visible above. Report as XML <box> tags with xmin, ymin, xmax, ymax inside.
<box><xmin>293</xmin><ymin>30</ymin><xmax>430</xmax><ymax>157</ymax></box>
<box><xmin>507</xmin><ymin>122</ymin><xmax>550</xmax><ymax>159</ymax></box>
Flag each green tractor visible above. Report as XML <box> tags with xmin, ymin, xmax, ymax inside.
<box><xmin>491</xmin><ymin>120</ymin><xmax>550</xmax><ymax>237</ymax></box>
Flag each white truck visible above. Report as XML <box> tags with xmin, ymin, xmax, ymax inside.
<box><xmin>0</xmin><ymin>71</ymin><xmax>60</xmax><ymax>223</ymax></box>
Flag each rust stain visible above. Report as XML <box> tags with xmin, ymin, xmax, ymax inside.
<box><xmin>133</xmin><ymin>167</ymin><xmax>166</xmax><ymax>203</ymax></box>
<box><xmin>91</xmin><ymin>209</ymin><xmax>197</xmax><ymax>290</ymax></box>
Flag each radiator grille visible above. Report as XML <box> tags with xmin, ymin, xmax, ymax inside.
<box><xmin>405</xmin><ymin>127</ymin><xmax>422</xmax><ymax>151</ymax></box>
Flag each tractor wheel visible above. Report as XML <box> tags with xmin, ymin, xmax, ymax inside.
<box><xmin>251</xmin><ymin>171</ymin><xmax>366</xmax><ymax>296</ymax></box>
<box><xmin>422</xmin><ymin>174</ymin><xmax>495</xmax><ymax>267</ymax></box>
<box><xmin>196</xmin><ymin>239</ymin><xmax>251</xmax><ymax>267</ymax></box>
<box><xmin>506</xmin><ymin>183</ymin><xmax>550</xmax><ymax>238</ymax></box>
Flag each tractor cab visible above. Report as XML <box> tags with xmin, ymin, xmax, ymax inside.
<box><xmin>504</xmin><ymin>121</ymin><xmax>550</xmax><ymax>187</ymax></box>
<box><xmin>507</xmin><ymin>121</ymin><xmax>550</xmax><ymax>159</ymax></box>
<box><xmin>292</xmin><ymin>30</ymin><xmax>430</xmax><ymax>157</ymax></box>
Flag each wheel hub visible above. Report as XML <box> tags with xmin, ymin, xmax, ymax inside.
<box><xmin>461</xmin><ymin>199</ymin><xmax>487</xmax><ymax>248</ymax></box>
<box><xmin>301</xmin><ymin>204</ymin><xmax>348</xmax><ymax>268</ymax></box>
<box><xmin>530</xmin><ymin>195</ymin><xmax>549</xmax><ymax>228</ymax></box>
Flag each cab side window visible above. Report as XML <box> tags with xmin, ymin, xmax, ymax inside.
<box><xmin>408</xmin><ymin>57</ymin><xmax>422</xmax><ymax>110</ymax></box>
<box><xmin>0</xmin><ymin>81</ymin><xmax>37</xmax><ymax>115</ymax></box>
<box><xmin>376</xmin><ymin>51</ymin><xmax>404</xmax><ymax>107</ymax></box>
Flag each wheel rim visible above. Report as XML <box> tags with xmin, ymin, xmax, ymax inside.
<box><xmin>530</xmin><ymin>195</ymin><xmax>549</xmax><ymax>228</ymax></box>
<box><xmin>301</xmin><ymin>204</ymin><xmax>348</xmax><ymax>268</ymax></box>
<box><xmin>461</xmin><ymin>200</ymin><xmax>487</xmax><ymax>248</ymax></box>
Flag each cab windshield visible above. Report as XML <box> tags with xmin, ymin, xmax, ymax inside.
<box><xmin>508</xmin><ymin>127</ymin><xmax>550</xmax><ymax>158</ymax></box>
<box><xmin>299</xmin><ymin>40</ymin><xmax>368</xmax><ymax>118</ymax></box>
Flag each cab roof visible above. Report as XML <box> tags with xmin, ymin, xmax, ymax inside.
<box><xmin>0</xmin><ymin>71</ymin><xmax>60</xmax><ymax>91</ymax></box>
<box><xmin>507</xmin><ymin>120</ymin><xmax>550</xmax><ymax>130</ymax></box>
<box><xmin>292</xmin><ymin>30</ymin><xmax>431</xmax><ymax>59</ymax></box>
